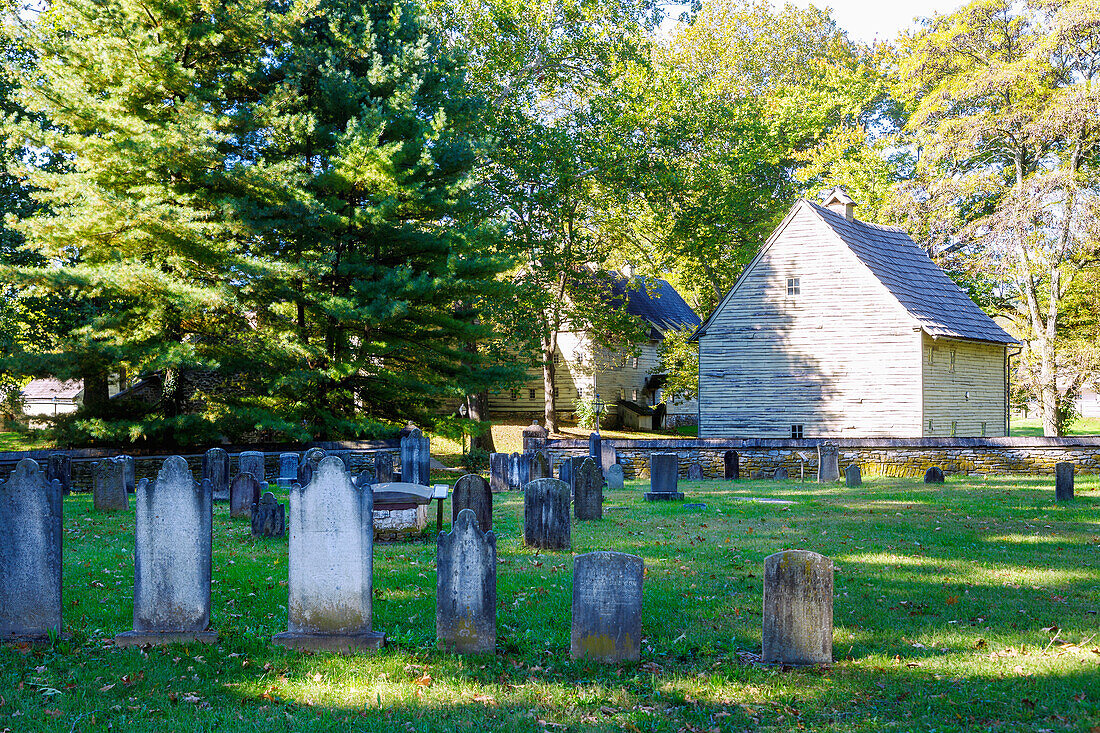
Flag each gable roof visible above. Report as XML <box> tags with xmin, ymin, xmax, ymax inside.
<box><xmin>606</xmin><ymin>274</ymin><xmax>701</xmax><ymax>338</ymax></box>
<box><xmin>693</xmin><ymin>199</ymin><xmax>1016</xmax><ymax>345</ymax></box>
<box><xmin>21</xmin><ymin>378</ymin><xmax>83</xmax><ymax>401</ymax></box>
<box><xmin>806</xmin><ymin>201</ymin><xmax>1016</xmax><ymax>345</ymax></box>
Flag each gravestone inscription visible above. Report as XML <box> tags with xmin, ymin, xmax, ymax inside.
<box><xmin>373</xmin><ymin>452</ymin><xmax>394</xmax><ymax>484</ymax></box>
<box><xmin>436</xmin><ymin>508</ymin><xmax>496</xmax><ymax>653</ymax></box>
<box><xmin>230</xmin><ymin>472</ymin><xmax>263</xmax><ymax>518</ymax></box>
<box><xmin>645</xmin><ymin>453</ymin><xmax>683</xmax><ymax>501</ymax></box>
<box><xmin>574</xmin><ymin>457</ymin><xmax>603</xmax><ymax>521</ymax></box>
<box><xmin>606</xmin><ymin>463</ymin><xmax>625</xmax><ymax>490</ymax></box>
<box><xmin>523</xmin><ymin>478</ymin><xmax>571</xmax><ymax>550</ymax></box>
<box><xmin>528</xmin><ymin>450</ymin><xmax>550</xmax><ymax>481</ymax></box>
<box><xmin>570</xmin><ymin>551</ymin><xmax>643</xmax><ymax>662</ymax></box>
<box><xmin>93</xmin><ymin>457</ymin><xmax>128</xmax><ymax>512</ymax></box>
<box><xmin>762</xmin><ymin>549</ymin><xmax>833</xmax><ymax>667</ymax></box>
<box><xmin>238</xmin><ymin>451</ymin><xmax>265</xmax><ymax>483</ymax></box>
<box><xmin>489</xmin><ymin>453</ymin><xmax>509</xmax><ymax>493</ymax></box>
<box><xmin>452</xmin><ymin>474</ymin><xmax>492</xmax><ymax>531</ymax></box>
<box><xmin>277</xmin><ymin>452</ymin><xmax>298</xmax><ymax>488</ymax></box>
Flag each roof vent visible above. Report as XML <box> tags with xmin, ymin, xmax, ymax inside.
<box><xmin>822</xmin><ymin>187</ymin><xmax>856</xmax><ymax>221</ymax></box>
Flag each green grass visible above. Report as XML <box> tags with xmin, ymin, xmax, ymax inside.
<box><xmin>3</xmin><ymin>474</ymin><xmax>1100</xmax><ymax>731</ymax></box>
<box><xmin>0</xmin><ymin>429</ymin><xmax>52</xmax><ymax>452</ymax></box>
<box><xmin>1011</xmin><ymin>416</ymin><xmax>1100</xmax><ymax>437</ymax></box>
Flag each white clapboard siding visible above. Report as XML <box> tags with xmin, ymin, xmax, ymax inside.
<box><xmin>921</xmin><ymin>334</ymin><xmax>1008</xmax><ymax>437</ymax></box>
<box><xmin>488</xmin><ymin>332</ymin><xmax>592</xmax><ymax>413</ymax></box>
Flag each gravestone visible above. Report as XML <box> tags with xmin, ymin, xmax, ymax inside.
<box><xmin>1055</xmin><ymin>462</ymin><xmax>1074</xmax><ymax>502</ymax></box>
<box><xmin>46</xmin><ymin>453</ymin><xmax>71</xmax><ymax>496</ymax></box>
<box><xmin>452</xmin><ymin>474</ymin><xmax>492</xmax><ymax>531</ymax></box>
<box><xmin>570</xmin><ymin>551</ymin><xmax>644</xmax><ymax>662</ymax></box>
<box><xmin>574</xmin><ymin>457</ymin><xmax>603</xmax><ymax>521</ymax></box>
<box><xmin>329</xmin><ymin>450</ymin><xmax>352</xmax><ymax>472</ymax></box>
<box><xmin>588</xmin><ymin>433</ymin><xmax>601</xmax><ymax>464</ymax></box>
<box><xmin>817</xmin><ymin>443</ymin><xmax>839</xmax><ymax>482</ymax></box>
<box><xmin>606</xmin><ymin>463</ymin><xmax>625</xmax><ymax>490</ymax></box>
<box><xmin>273</xmin><ymin>457</ymin><xmax>385</xmax><ymax>652</ymax></box>
<box><xmin>202</xmin><ymin>447</ymin><xmax>230</xmax><ymax>501</ymax></box>
<box><xmin>251</xmin><ymin>492</ymin><xmax>286</xmax><ymax>538</ymax></box>
<box><xmin>373</xmin><ymin>452</ymin><xmax>394</xmax><ymax>484</ymax></box>
<box><xmin>924</xmin><ymin>466</ymin><xmax>945</xmax><ymax>484</ymax></box>
<box><xmin>845</xmin><ymin>465</ymin><xmax>862</xmax><ymax>487</ymax></box>
<box><xmin>645</xmin><ymin>453</ymin><xmax>683</xmax><ymax>501</ymax></box>
<box><xmin>1</xmin><ymin>459</ymin><xmax>62</xmax><ymax>642</ymax></box>
<box><xmin>400</xmin><ymin>428</ymin><xmax>430</xmax><ymax>486</ymax></box>
<box><xmin>239</xmin><ymin>451</ymin><xmax>266</xmax><ymax>483</ymax></box>
<box><xmin>119</xmin><ymin>455</ymin><xmax>136</xmax><ymax>494</ymax></box>
<box><xmin>230</xmin><ymin>472</ymin><xmax>263</xmax><ymax>518</ymax></box>
<box><xmin>687</xmin><ymin>462</ymin><xmax>704</xmax><ymax>480</ymax></box>
<box><xmin>297</xmin><ymin>448</ymin><xmax>325</xmax><ymax>486</ymax></box>
<box><xmin>522</xmin><ymin>420</ymin><xmax>549</xmax><ymax>451</ymax></box>
<box><xmin>489</xmin><ymin>453</ymin><xmax>509</xmax><ymax>493</ymax></box>
<box><xmin>93</xmin><ymin>457</ymin><xmax>128</xmax><ymax>512</ymax></box>
<box><xmin>762</xmin><ymin>549</ymin><xmax>833</xmax><ymax>666</ymax></box>
<box><xmin>528</xmin><ymin>450</ymin><xmax>550</xmax><ymax>481</ymax></box>
<box><xmin>773</xmin><ymin>466</ymin><xmax>788</xmax><ymax>480</ymax></box>
<box><xmin>277</xmin><ymin>452</ymin><xmax>298</xmax><ymax>488</ymax></box>
<box><xmin>558</xmin><ymin>455</ymin><xmax>587</xmax><ymax>493</ymax></box>
<box><xmin>724</xmin><ymin>450</ymin><xmax>739</xmax><ymax>480</ymax></box>
<box><xmin>508</xmin><ymin>452</ymin><xmax>524</xmax><ymax>491</ymax></box>
<box><xmin>751</xmin><ymin>469</ymin><xmax>766</xmax><ymax>480</ymax></box>
<box><xmin>600</xmin><ymin>445</ymin><xmax>618</xmax><ymax>475</ymax></box>
<box><xmin>436</xmin><ymin>508</ymin><xmax>496</xmax><ymax>653</ymax></box>
<box><xmin>116</xmin><ymin>456</ymin><xmax>217</xmax><ymax>645</ymax></box>
<box><xmin>523</xmin><ymin>478</ymin><xmax>571</xmax><ymax>550</ymax></box>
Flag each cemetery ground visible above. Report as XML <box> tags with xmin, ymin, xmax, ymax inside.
<box><xmin>2</xmin><ymin>475</ymin><xmax>1100</xmax><ymax>732</ymax></box>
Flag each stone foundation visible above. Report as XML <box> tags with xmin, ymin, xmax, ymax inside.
<box><xmin>373</xmin><ymin>505</ymin><xmax>428</xmax><ymax>541</ymax></box>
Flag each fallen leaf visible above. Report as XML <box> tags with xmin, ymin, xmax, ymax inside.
<box><xmin>414</xmin><ymin>674</ymin><xmax>432</xmax><ymax>687</ymax></box>
<box><xmin>99</xmin><ymin>684</ymin><xmax>115</xmax><ymax>692</ymax></box>
<box><xmin>311</xmin><ymin>673</ymin><xmax>322</xmax><ymax>683</ymax></box>
<box><xmin>945</xmin><ymin>595</ymin><xmax>959</xmax><ymax>605</ymax></box>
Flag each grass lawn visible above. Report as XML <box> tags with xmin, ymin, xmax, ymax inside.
<box><xmin>3</xmin><ymin>473</ymin><xmax>1099</xmax><ymax>731</ymax></box>
<box><xmin>0</xmin><ymin>430</ymin><xmax>52</xmax><ymax>452</ymax></box>
<box><xmin>1011</xmin><ymin>417</ymin><xmax>1100</xmax><ymax>437</ymax></box>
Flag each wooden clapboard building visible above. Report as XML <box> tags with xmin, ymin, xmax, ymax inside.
<box><xmin>692</xmin><ymin>189</ymin><xmax>1018</xmax><ymax>438</ymax></box>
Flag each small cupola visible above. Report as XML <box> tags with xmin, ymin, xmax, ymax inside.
<box><xmin>822</xmin><ymin>187</ymin><xmax>857</xmax><ymax>221</ymax></box>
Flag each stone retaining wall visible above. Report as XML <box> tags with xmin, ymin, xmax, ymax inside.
<box><xmin>540</xmin><ymin>437</ymin><xmax>1100</xmax><ymax>479</ymax></box>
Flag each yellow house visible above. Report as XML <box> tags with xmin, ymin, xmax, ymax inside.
<box><xmin>692</xmin><ymin>189</ymin><xmax>1018</xmax><ymax>438</ymax></box>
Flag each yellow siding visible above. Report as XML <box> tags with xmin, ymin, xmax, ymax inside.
<box><xmin>921</xmin><ymin>334</ymin><xmax>1008</xmax><ymax>437</ymax></box>
<box><xmin>697</xmin><ymin>205</ymin><xmax>925</xmax><ymax>438</ymax></box>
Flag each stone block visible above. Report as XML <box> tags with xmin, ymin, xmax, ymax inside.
<box><xmin>523</xmin><ymin>478</ymin><xmax>570</xmax><ymax>550</ymax></box>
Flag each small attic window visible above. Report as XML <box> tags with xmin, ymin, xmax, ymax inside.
<box><xmin>791</xmin><ymin>424</ymin><xmax>804</xmax><ymax>439</ymax></box>
<box><xmin>787</xmin><ymin>277</ymin><xmax>800</xmax><ymax>296</ymax></box>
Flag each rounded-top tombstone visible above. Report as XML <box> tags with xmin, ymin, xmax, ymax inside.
<box><xmin>436</xmin><ymin>508</ymin><xmax>497</xmax><ymax>654</ymax></box>
<box><xmin>523</xmin><ymin>478</ymin><xmax>571</xmax><ymax>550</ymax></box>
<box><xmin>924</xmin><ymin>466</ymin><xmax>945</xmax><ymax>484</ymax></box>
<box><xmin>606</xmin><ymin>463</ymin><xmax>625</xmax><ymax>491</ymax></box>
<box><xmin>230</xmin><ymin>472</ymin><xmax>263</xmax><ymax>518</ymax></box>
<box><xmin>845</xmin><ymin>464</ymin><xmax>862</xmax><ymax>487</ymax></box>
<box><xmin>239</xmin><ymin>451</ymin><xmax>265</xmax><ymax>483</ymax></box>
<box><xmin>687</xmin><ymin>462</ymin><xmax>704</xmax><ymax>481</ymax></box>
<box><xmin>723</xmin><ymin>450</ymin><xmax>739</xmax><ymax>480</ymax></box>
<box><xmin>574</xmin><ymin>457</ymin><xmax>603</xmax><ymax>521</ymax></box>
<box><xmin>1</xmin><ymin>459</ymin><xmax>62</xmax><ymax>641</ymax></box>
<box><xmin>452</xmin><ymin>474</ymin><xmax>492</xmax><ymax>531</ymax></box>
<box><xmin>762</xmin><ymin>549</ymin><xmax>833</xmax><ymax>667</ymax></box>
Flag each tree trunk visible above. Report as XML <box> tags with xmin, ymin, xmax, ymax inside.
<box><xmin>465</xmin><ymin>390</ymin><xmax>496</xmax><ymax>453</ymax></box>
<box><xmin>80</xmin><ymin>366</ymin><xmax>110</xmax><ymax>416</ymax></box>
<box><xmin>542</xmin><ymin>330</ymin><xmax>559</xmax><ymax>434</ymax></box>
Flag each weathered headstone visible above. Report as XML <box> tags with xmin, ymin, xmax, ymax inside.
<box><xmin>574</xmin><ymin>457</ymin><xmax>603</xmax><ymax>521</ymax></box>
<box><xmin>606</xmin><ymin>463</ymin><xmax>625</xmax><ymax>490</ymax></box>
<box><xmin>845</xmin><ymin>465</ymin><xmax>862</xmax><ymax>487</ymax></box>
<box><xmin>230</xmin><ymin>472</ymin><xmax>263</xmax><ymax>518</ymax></box>
<box><xmin>116</xmin><ymin>457</ymin><xmax>217</xmax><ymax>645</ymax></box>
<box><xmin>489</xmin><ymin>452</ymin><xmax>509</xmax><ymax>493</ymax></box>
<box><xmin>508</xmin><ymin>452</ymin><xmax>524</xmax><ymax>491</ymax></box>
<box><xmin>521</xmin><ymin>420</ymin><xmax>549</xmax><ymax>451</ymax></box>
<box><xmin>645</xmin><ymin>453</ymin><xmax>683</xmax><ymax>501</ymax></box>
<box><xmin>297</xmin><ymin>448</ymin><xmax>325</xmax><ymax>486</ymax></box>
<box><xmin>93</xmin><ymin>457</ymin><xmax>128</xmax><ymax>512</ymax></box>
<box><xmin>773</xmin><ymin>466</ymin><xmax>789</xmax><ymax>481</ymax></box>
<box><xmin>528</xmin><ymin>450</ymin><xmax>551</xmax><ymax>481</ymax></box>
<box><xmin>588</xmin><ymin>432</ymin><xmax>601</xmax><ymax>464</ymax></box>
<box><xmin>400</xmin><ymin>428</ymin><xmax>430</xmax><ymax>486</ymax></box>
<box><xmin>329</xmin><ymin>450</ymin><xmax>352</xmax><ymax>472</ymax></box>
<box><xmin>751</xmin><ymin>469</ymin><xmax>765</xmax><ymax>480</ymax></box>
<box><xmin>570</xmin><ymin>551</ymin><xmax>643</xmax><ymax>662</ymax></box>
<box><xmin>239</xmin><ymin>451</ymin><xmax>266</xmax><ymax>483</ymax></box>
<box><xmin>924</xmin><ymin>466</ymin><xmax>945</xmax><ymax>484</ymax></box>
<box><xmin>600</xmin><ymin>444</ymin><xmax>618</xmax><ymax>475</ymax></box>
<box><xmin>1</xmin><ymin>459</ymin><xmax>62</xmax><ymax>642</ymax></box>
<box><xmin>277</xmin><ymin>452</ymin><xmax>298</xmax><ymax>488</ymax></box>
<box><xmin>452</xmin><ymin>474</ymin><xmax>492</xmax><ymax>531</ymax></box>
<box><xmin>523</xmin><ymin>478</ymin><xmax>571</xmax><ymax>550</ymax></box>
<box><xmin>1055</xmin><ymin>462</ymin><xmax>1074</xmax><ymax>502</ymax></box>
<box><xmin>373</xmin><ymin>452</ymin><xmax>394</xmax><ymax>484</ymax></box>
<box><xmin>762</xmin><ymin>550</ymin><xmax>833</xmax><ymax>666</ymax></box>
<box><xmin>436</xmin><ymin>508</ymin><xmax>496</xmax><ymax>654</ymax></box>
<box><xmin>46</xmin><ymin>453</ymin><xmax>71</xmax><ymax>496</ymax></box>
<box><xmin>119</xmin><ymin>455</ymin><xmax>136</xmax><ymax>494</ymax></box>
<box><xmin>202</xmin><ymin>447</ymin><xmax>230</xmax><ymax>501</ymax></box>
<box><xmin>251</xmin><ymin>492</ymin><xmax>286</xmax><ymax>538</ymax></box>
<box><xmin>817</xmin><ymin>443</ymin><xmax>839</xmax><ymax>482</ymax></box>
<box><xmin>723</xmin><ymin>450</ymin><xmax>739</xmax><ymax>480</ymax></box>
<box><xmin>687</xmin><ymin>462</ymin><xmax>704</xmax><ymax>480</ymax></box>
<box><xmin>273</xmin><ymin>457</ymin><xmax>385</xmax><ymax>652</ymax></box>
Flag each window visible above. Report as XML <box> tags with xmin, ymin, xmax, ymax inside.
<box><xmin>528</xmin><ymin>388</ymin><xmax>536</xmax><ymax>400</ymax></box>
<box><xmin>928</xmin><ymin>419</ymin><xmax>934</xmax><ymax>433</ymax></box>
<box><xmin>632</xmin><ymin>389</ymin><xmax>638</xmax><ymax>401</ymax></box>
<box><xmin>553</xmin><ymin>353</ymin><xmax>561</xmax><ymax>365</ymax></box>
<box><xmin>632</xmin><ymin>356</ymin><xmax>639</xmax><ymax>369</ymax></box>
<box><xmin>791</xmin><ymin>424</ymin><xmax>804</xmax><ymax>439</ymax></box>
<box><xmin>950</xmin><ymin>420</ymin><xmax>957</xmax><ymax>437</ymax></box>
<box><xmin>950</xmin><ymin>350</ymin><xmax>956</xmax><ymax>373</ymax></box>
<box><xmin>981</xmin><ymin>421</ymin><xmax>987</xmax><ymax>436</ymax></box>
<box><xmin>618</xmin><ymin>388</ymin><xmax>625</xmax><ymax>401</ymax></box>
<box><xmin>552</xmin><ymin>387</ymin><xmax>559</xmax><ymax>398</ymax></box>
<box><xmin>787</xmin><ymin>277</ymin><xmax>800</xmax><ymax>296</ymax></box>
<box><xmin>510</xmin><ymin>389</ymin><xmax>518</xmax><ymax>401</ymax></box>
<box><xmin>928</xmin><ymin>347</ymin><xmax>934</xmax><ymax>365</ymax></box>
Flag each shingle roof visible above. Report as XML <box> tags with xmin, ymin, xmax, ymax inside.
<box><xmin>807</xmin><ymin>201</ymin><xmax>1017</xmax><ymax>345</ymax></box>
<box><xmin>606</xmin><ymin>274</ymin><xmax>701</xmax><ymax>338</ymax></box>
<box><xmin>21</xmin><ymin>378</ymin><xmax>83</xmax><ymax>401</ymax></box>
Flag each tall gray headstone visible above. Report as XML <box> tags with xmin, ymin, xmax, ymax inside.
<box><xmin>724</xmin><ymin>450</ymin><xmax>739</xmax><ymax>480</ymax></box>
<box><xmin>924</xmin><ymin>466</ymin><xmax>945</xmax><ymax>484</ymax></box>
<box><xmin>119</xmin><ymin>455</ymin><xmax>136</xmax><ymax>494</ymax></box>
<box><xmin>202</xmin><ymin>447</ymin><xmax>230</xmax><ymax>501</ymax></box>
<box><xmin>508</xmin><ymin>452</ymin><xmax>524</xmax><ymax>491</ymax></box>
<box><xmin>373</xmin><ymin>452</ymin><xmax>394</xmax><ymax>484</ymax></box>
<box><xmin>1055</xmin><ymin>462</ymin><xmax>1074</xmax><ymax>501</ymax></box>
<box><xmin>528</xmin><ymin>450</ymin><xmax>550</xmax><ymax>481</ymax></box>
<box><xmin>845</xmin><ymin>464</ymin><xmax>862</xmax><ymax>487</ymax></box>
<box><xmin>570</xmin><ymin>552</ymin><xmax>643</xmax><ymax>662</ymax></box>
<box><xmin>645</xmin><ymin>453</ymin><xmax>683</xmax><ymax>501</ymax></box>
<box><xmin>230</xmin><ymin>472</ymin><xmax>263</xmax><ymax>518</ymax></box>
<box><xmin>298</xmin><ymin>448</ymin><xmax>325</xmax><ymax>486</ymax></box>
<box><xmin>239</xmin><ymin>451</ymin><xmax>265</xmax><ymax>483</ymax></box>
<box><xmin>606</xmin><ymin>463</ymin><xmax>625</xmax><ymax>490</ymax></box>
<box><xmin>1</xmin><ymin>459</ymin><xmax>62</xmax><ymax>642</ymax></box>
<box><xmin>523</xmin><ymin>478</ymin><xmax>571</xmax><ymax>550</ymax></box>
<box><xmin>116</xmin><ymin>456</ymin><xmax>217</xmax><ymax>646</ymax></box>
<box><xmin>46</xmin><ymin>453</ymin><xmax>71</xmax><ymax>496</ymax></box>
<box><xmin>574</xmin><ymin>457</ymin><xmax>603</xmax><ymax>521</ymax></box>
<box><xmin>277</xmin><ymin>452</ymin><xmax>298</xmax><ymax>488</ymax></box>
<box><xmin>436</xmin><ymin>508</ymin><xmax>496</xmax><ymax>654</ymax></box>
<box><xmin>273</xmin><ymin>457</ymin><xmax>385</xmax><ymax>652</ymax></box>
<box><xmin>687</xmin><ymin>462</ymin><xmax>704</xmax><ymax>480</ymax></box>
<box><xmin>489</xmin><ymin>452</ymin><xmax>508</xmax><ymax>492</ymax></box>
<box><xmin>93</xmin><ymin>457</ymin><xmax>128</xmax><ymax>512</ymax></box>
<box><xmin>762</xmin><ymin>550</ymin><xmax>833</xmax><ymax>666</ymax></box>
<box><xmin>588</xmin><ymin>432</ymin><xmax>601</xmax><ymax>464</ymax></box>
<box><xmin>817</xmin><ymin>443</ymin><xmax>839</xmax><ymax>482</ymax></box>
<box><xmin>452</xmin><ymin>474</ymin><xmax>492</xmax><ymax>531</ymax></box>
<box><xmin>400</xmin><ymin>428</ymin><xmax>430</xmax><ymax>486</ymax></box>
<box><xmin>251</xmin><ymin>492</ymin><xmax>285</xmax><ymax>538</ymax></box>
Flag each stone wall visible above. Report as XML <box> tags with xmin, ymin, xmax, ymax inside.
<box><xmin>539</xmin><ymin>437</ymin><xmax>1100</xmax><ymax>479</ymax></box>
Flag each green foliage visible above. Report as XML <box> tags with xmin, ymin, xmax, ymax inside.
<box><xmin>654</xmin><ymin>326</ymin><xmax>698</xmax><ymax>403</ymax></box>
<box><xmin>572</xmin><ymin>395</ymin><xmax>599</xmax><ymax>429</ymax></box>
